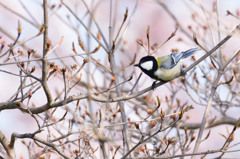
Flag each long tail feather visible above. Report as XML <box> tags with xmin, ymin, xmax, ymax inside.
<box><xmin>181</xmin><ymin>48</ymin><xmax>200</xmax><ymax>59</ymax></box>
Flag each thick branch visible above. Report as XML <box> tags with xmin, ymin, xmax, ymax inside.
<box><xmin>8</xmin><ymin>131</ymin><xmax>70</xmax><ymax>158</ymax></box>
<box><xmin>178</xmin><ymin>116</ymin><xmax>238</xmax><ymax>129</ymax></box>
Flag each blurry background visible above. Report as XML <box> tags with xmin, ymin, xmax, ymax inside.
<box><xmin>0</xmin><ymin>0</ymin><xmax>240</xmax><ymax>158</ymax></box>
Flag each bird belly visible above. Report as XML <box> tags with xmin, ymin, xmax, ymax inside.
<box><xmin>154</xmin><ymin>62</ymin><xmax>181</xmax><ymax>81</ymax></box>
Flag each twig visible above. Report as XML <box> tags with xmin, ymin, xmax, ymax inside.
<box><xmin>114</xmin><ymin>0</ymin><xmax>139</xmax><ymax>50</ymax></box>
<box><xmin>151</xmin><ymin>25</ymin><xmax>178</xmax><ymax>55</ymax></box>
<box><xmin>192</xmin><ymin>24</ymin><xmax>240</xmax><ymax>157</ymax></box>
<box><xmin>19</xmin><ymin>0</ymin><xmax>40</xmax><ymax>26</ymax></box>
<box><xmin>0</xmin><ymin>53</ymin><xmax>92</xmax><ymax>66</ymax></box>
<box><xmin>0</xmin><ymin>1</ymin><xmax>38</xmax><ymax>27</ymax></box>
<box><xmin>95</xmin><ymin>75</ymin><xmax>133</xmax><ymax>95</ymax></box>
<box><xmin>129</xmin><ymin>73</ymin><xmax>142</xmax><ymax>94</ymax></box>
<box><xmin>61</xmin><ymin>0</ymin><xmax>108</xmax><ymax>52</ymax></box>
<box><xmin>0</xmin><ymin>22</ymin><xmax>21</xmax><ymax>58</ymax></box>
<box><xmin>0</xmin><ymin>130</ymin><xmax>16</xmax><ymax>158</ymax></box>
<box><xmin>221</xmin><ymin>121</ymin><xmax>240</xmax><ymax>150</ymax></box>
<box><xmin>133</xmin><ymin>149</ymin><xmax>226</xmax><ymax>159</ymax></box>
<box><xmin>121</xmin><ymin>117</ymin><xmax>181</xmax><ymax>159</ymax></box>
<box><xmin>81</xmin><ymin>0</ymin><xmax>109</xmax><ymax>50</ymax></box>
<box><xmin>184</xmin><ymin>24</ymin><xmax>240</xmax><ymax>73</ymax></box>
<box><xmin>157</xmin><ymin>0</ymin><xmax>192</xmax><ymax>40</ymax></box>
<box><xmin>45</xmin><ymin>36</ymin><xmax>64</xmax><ymax>57</ymax></box>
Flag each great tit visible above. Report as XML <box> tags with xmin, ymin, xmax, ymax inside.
<box><xmin>134</xmin><ymin>48</ymin><xmax>199</xmax><ymax>87</ymax></box>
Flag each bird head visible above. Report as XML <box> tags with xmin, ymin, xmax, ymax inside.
<box><xmin>134</xmin><ymin>56</ymin><xmax>158</xmax><ymax>78</ymax></box>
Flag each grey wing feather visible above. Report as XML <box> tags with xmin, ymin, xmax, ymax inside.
<box><xmin>159</xmin><ymin>52</ymin><xmax>182</xmax><ymax>69</ymax></box>
<box><xmin>160</xmin><ymin>48</ymin><xmax>199</xmax><ymax>69</ymax></box>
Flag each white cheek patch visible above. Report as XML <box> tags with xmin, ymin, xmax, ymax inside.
<box><xmin>141</xmin><ymin>61</ymin><xmax>153</xmax><ymax>70</ymax></box>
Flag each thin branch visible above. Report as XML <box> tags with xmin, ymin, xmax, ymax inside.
<box><xmin>114</xmin><ymin>0</ymin><xmax>139</xmax><ymax>50</ymax></box>
<box><xmin>0</xmin><ymin>23</ymin><xmax>21</xmax><ymax>58</ymax></box>
<box><xmin>221</xmin><ymin>121</ymin><xmax>240</xmax><ymax>150</ymax></box>
<box><xmin>0</xmin><ymin>53</ymin><xmax>92</xmax><ymax>66</ymax></box>
<box><xmin>94</xmin><ymin>75</ymin><xmax>133</xmax><ymax>95</ymax></box>
<box><xmin>109</xmin><ymin>32</ymin><xmax>130</xmax><ymax>156</ymax></box>
<box><xmin>122</xmin><ymin>117</ymin><xmax>181</xmax><ymax>159</ymax></box>
<box><xmin>134</xmin><ymin>149</ymin><xmax>225</xmax><ymax>159</ymax></box>
<box><xmin>0</xmin><ymin>1</ymin><xmax>38</xmax><ymax>27</ymax></box>
<box><xmin>61</xmin><ymin>0</ymin><xmax>108</xmax><ymax>52</ymax></box>
<box><xmin>178</xmin><ymin>116</ymin><xmax>238</xmax><ymax>129</ymax></box>
<box><xmin>192</xmin><ymin>24</ymin><xmax>240</xmax><ymax>156</ymax></box>
<box><xmin>184</xmin><ymin>24</ymin><xmax>240</xmax><ymax>73</ymax></box>
<box><xmin>151</xmin><ymin>25</ymin><xmax>178</xmax><ymax>55</ymax></box>
<box><xmin>129</xmin><ymin>73</ymin><xmax>142</xmax><ymax>94</ymax></box>
<box><xmin>222</xmin><ymin>48</ymin><xmax>240</xmax><ymax>69</ymax></box>
<box><xmin>156</xmin><ymin>0</ymin><xmax>192</xmax><ymax>40</ymax></box>
<box><xmin>19</xmin><ymin>0</ymin><xmax>40</xmax><ymax>26</ymax></box>
<box><xmin>9</xmin><ymin>131</ymin><xmax>71</xmax><ymax>158</ymax></box>
<box><xmin>9</xmin><ymin>130</ymin><xmax>42</xmax><ymax>148</ymax></box>
<box><xmin>0</xmin><ymin>130</ymin><xmax>16</xmax><ymax>158</ymax></box>
<box><xmin>42</xmin><ymin>0</ymin><xmax>53</xmax><ymax>105</ymax></box>
<box><xmin>81</xmin><ymin>0</ymin><xmax>109</xmax><ymax>50</ymax></box>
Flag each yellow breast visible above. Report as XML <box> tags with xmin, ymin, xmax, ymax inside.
<box><xmin>154</xmin><ymin>62</ymin><xmax>181</xmax><ymax>81</ymax></box>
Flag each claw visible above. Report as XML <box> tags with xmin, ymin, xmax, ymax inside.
<box><xmin>151</xmin><ymin>81</ymin><xmax>157</xmax><ymax>90</ymax></box>
<box><xmin>180</xmin><ymin>68</ymin><xmax>186</xmax><ymax>76</ymax></box>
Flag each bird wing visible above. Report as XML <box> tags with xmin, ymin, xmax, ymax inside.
<box><xmin>156</xmin><ymin>48</ymin><xmax>200</xmax><ymax>69</ymax></box>
<box><xmin>156</xmin><ymin>52</ymin><xmax>183</xmax><ymax>69</ymax></box>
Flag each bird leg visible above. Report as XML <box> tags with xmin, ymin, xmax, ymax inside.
<box><xmin>180</xmin><ymin>66</ymin><xmax>186</xmax><ymax>77</ymax></box>
<box><xmin>151</xmin><ymin>81</ymin><xmax>157</xmax><ymax>90</ymax></box>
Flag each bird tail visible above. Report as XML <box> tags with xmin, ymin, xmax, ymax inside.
<box><xmin>181</xmin><ymin>48</ymin><xmax>200</xmax><ymax>59</ymax></box>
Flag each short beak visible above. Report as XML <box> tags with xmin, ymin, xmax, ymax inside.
<box><xmin>134</xmin><ymin>64</ymin><xmax>139</xmax><ymax>67</ymax></box>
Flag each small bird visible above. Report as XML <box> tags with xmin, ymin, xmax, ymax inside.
<box><xmin>134</xmin><ymin>48</ymin><xmax>199</xmax><ymax>88</ymax></box>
